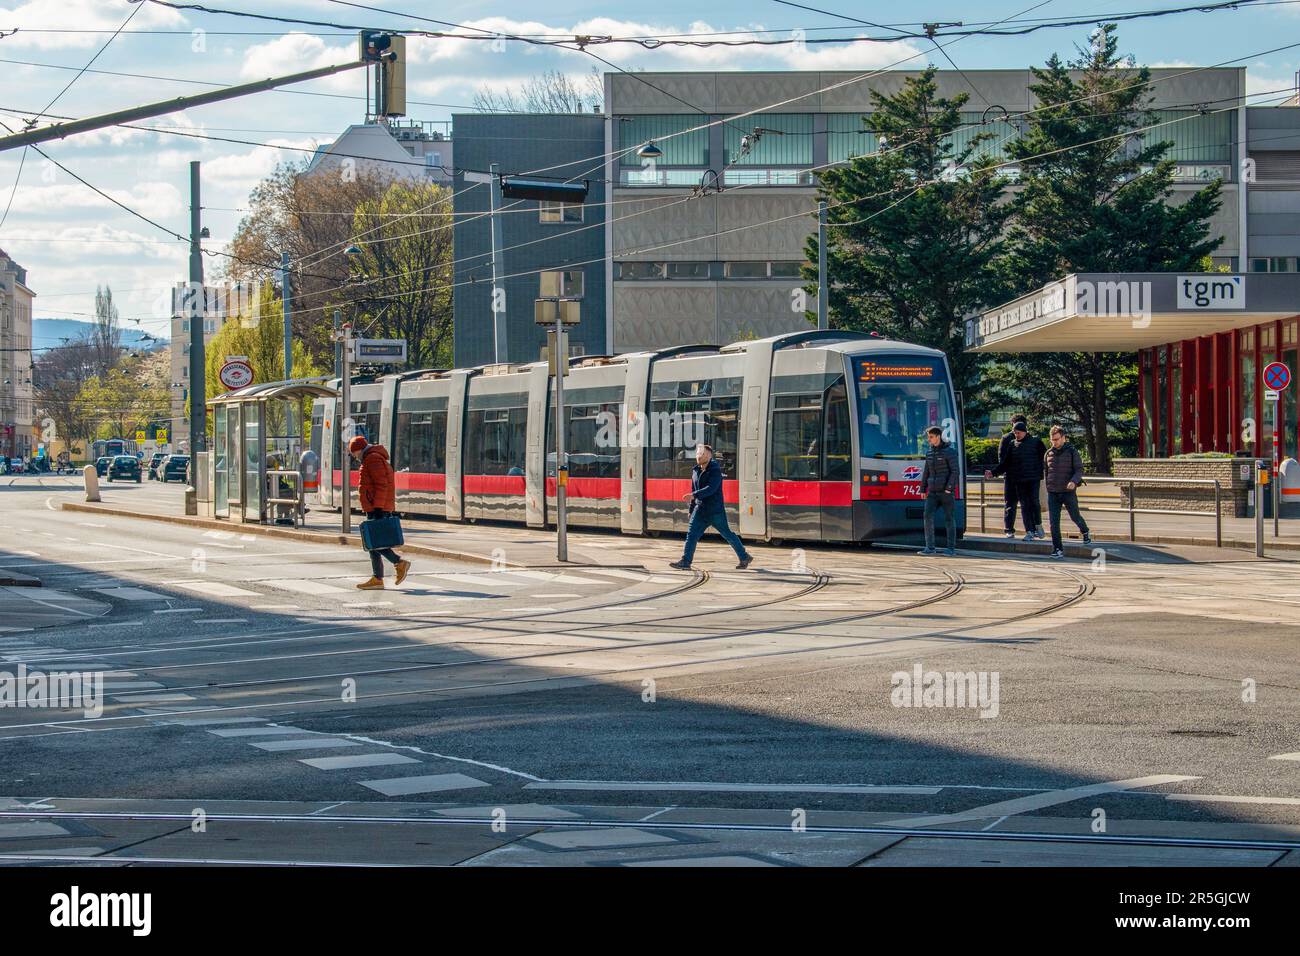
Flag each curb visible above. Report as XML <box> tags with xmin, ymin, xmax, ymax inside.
<box><xmin>57</xmin><ymin>502</ymin><xmax>634</xmax><ymax>571</ymax></box>
<box><xmin>0</xmin><ymin>574</ymin><xmax>41</xmax><ymax>588</ymax></box>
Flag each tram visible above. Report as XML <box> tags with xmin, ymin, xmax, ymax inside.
<box><xmin>310</xmin><ymin>330</ymin><xmax>965</xmax><ymax>543</ymax></box>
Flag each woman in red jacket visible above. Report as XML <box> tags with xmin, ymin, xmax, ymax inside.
<box><xmin>350</xmin><ymin>435</ymin><xmax>411</xmax><ymax>589</ymax></box>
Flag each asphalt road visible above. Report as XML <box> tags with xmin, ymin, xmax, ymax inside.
<box><xmin>1</xmin><ymin>474</ymin><xmax>1298</xmax><ymax>867</ymax></box>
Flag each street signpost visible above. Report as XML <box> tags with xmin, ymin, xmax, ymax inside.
<box><xmin>219</xmin><ymin>359</ymin><xmax>254</xmax><ymax>391</ymax></box>
<box><xmin>537</xmin><ymin>299</ymin><xmax>581</xmax><ymax>562</ymax></box>
<box><xmin>1263</xmin><ymin>362</ymin><xmax>1290</xmax><ymax>538</ymax></box>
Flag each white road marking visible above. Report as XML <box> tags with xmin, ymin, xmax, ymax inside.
<box><xmin>251</xmin><ymin>605</ymin><xmax>300</xmax><ymax>611</ymax></box>
<box><xmin>1268</xmin><ymin>753</ymin><xmax>1300</xmax><ymax>762</ymax></box>
<box><xmin>167</xmin><ymin>581</ymin><xmax>260</xmax><ymax>598</ymax></box>
<box><xmin>880</xmin><ymin>774</ymin><xmax>1199</xmax><ymax>828</ymax></box>
<box><xmin>1167</xmin><ymin>794</ymin><xmax>1300</xmax><ymax>806</ymax></box>
<box><xmin>153</xmin><ymin>608</ymin><xmax>204</xmax><ymax>614</ymax></box>
<box><xmin>525</xmin><ymin>781</ymin><xmax>942</xmax><ymax>796</ymax></box>
<box><xmin>92</xmin><ymin>542</ymin><xmax>177</xmax><ymax>559</ymax></box>
<box><xmin>87</xmin><ymin>621</ymin><xmax>145</xmax><ymax>628</ymax></box>
<box><xmin>207</xmin><ymin>726</ymin><xmax>313</xmax><ymax>738</ymax></box>
<box><xmin>356</xmin><ymin>773</ymin><xmax>489</xmax><ymax>796</ymax></box>
<box><xmin>91</xmin><ymin>587</ymin><xmax>169</xmax><ymax>601</ymax></box>
<box><xmin>265</xmin><ymin>579</ymin><xmax>350</xmax><ymax>596</ymax></box>
<box><xmin>527</xmin><ymin>829</ymin><xmax>677</xmax><ymax>850</ymax></box>
<box><xmin>250</xmin><ymin>737</ymin><xmax>361</xmax><ymax>752</ymax></box>
<box><xmin>112</xmin><ymin>692</ymin><xmax>195</xmax><ymax>703</ymax></box>
<box><xmin>1</xmin><ymin>589</ymin><xmax>100</xmax><ymax>618</ymax></box>
<box><xmin>0</xmin><ymin>822</ymin><xmax>71</xmax><ymax>839</ymax></box>
<box><xmin>299</xmin><ymin>753</ymin><xmax>421</xmax><ymax>770</ymax></box>
<box><xmin>197</xmin><ymin>618</ymin><xmax>249</xmax><ymax>624</ymax></box>
<box><xmin>77</xmin><ymin>522</ymin><xmax>106</xmax><ymax>528</ymax></box>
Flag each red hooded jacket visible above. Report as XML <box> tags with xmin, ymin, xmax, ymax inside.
<box><xmin>358</xmin><ymin>444</ymin><xmax>395</xmax><ymax>513</ymax></box>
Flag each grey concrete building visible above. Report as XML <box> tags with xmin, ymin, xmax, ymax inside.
<box><xmin>604</xmin><ymin>68</ymin><xmax>1251</xmax><ymax>352</ymax></box>
<box><xmin>451</xmin><ymin>112</ymin><xmax>606</xmax><ymax>368</ymax></box>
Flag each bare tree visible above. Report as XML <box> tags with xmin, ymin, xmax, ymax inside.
<box><xmin>33</xmin><ymin>336</ymin><xmax>96</xmax><ymax>450</ymax></box>
<box><xmin>90</xmin><ymin>285</ymin><xmax>121</xmax><ymax>375</ymax></box>
<box><xmin>472</xmin><ymin>69</ymin><xmax>603</xmax><ymax>113</ymax></box>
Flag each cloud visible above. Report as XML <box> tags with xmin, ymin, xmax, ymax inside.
<box><xmin>200</xmin><ymin>138</ymin><xmax>320</xmax><ymax>187</ymax></box>
<box><xmin>6</xmin><ymin>178</ymin><xmax>184</xmax><ymax>223</ymax></box>
<box><xmin>238</xmin><ymin>32</ymin><xmax>359</xmax><ymax>93</ymax></box>
<box><xmin>1</xmin><ymin>0</ymin><xmax>186</xmax><ymax>50</ymax></box>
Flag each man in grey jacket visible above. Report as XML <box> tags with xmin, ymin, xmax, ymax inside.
<box><xmin>1044</xmin><ymin>425</ymin><xmax>1093</xmax><ymax>558</ymax></box>
<box><xmin>918</xmin><ymin>426</ymin><xmax>959</xmax><ymax>556</ymax></box>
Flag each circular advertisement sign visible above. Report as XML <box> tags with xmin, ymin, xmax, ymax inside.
<box><xmin>219</xmin><ymin>360</ymin><xmax>254</xmax><ymax>390</ymax></box>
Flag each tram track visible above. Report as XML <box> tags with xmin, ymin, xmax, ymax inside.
<box><xmin>0</xmin><ymin>561</ymin><xmax>1098</xmax><ymax>735</ymax></box>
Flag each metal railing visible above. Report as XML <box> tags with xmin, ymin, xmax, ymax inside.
<box><xmin>265</xmin><ymin>469</ymin><xmax>305</xmax><ymax>528</ymax></box>
<box><xmin>967</xmin><ymin>473</ymin><xmax>1224</xmax><ymax>547</ymax></box>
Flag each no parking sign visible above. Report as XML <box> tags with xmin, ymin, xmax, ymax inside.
<box><xmin>1264</xmin><ymin>362</ymin><xmax>1291</xmax><ymax>392</ymax></box>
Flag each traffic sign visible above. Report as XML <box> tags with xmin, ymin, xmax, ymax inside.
<box><xmin>1266</xmin><ymin>389</ymin><xmax>1280</xmax><ymax>402</ymax></box>
<box><xmin>135</xmin><ymin>430</ymin><xmax>146</xmax><ymax>443</ymax></box>
<box><xmin>1264</xmin><ymin>361</ymin><xmax>1291</xmax><ymax>391</ymax></box>
<box><xmin>219</xmin><ymin>359</ymin><xmax>254</xmax><ymax>390</ymax></box>
<box><xmin>351</xmin><ymin>339</ymin><xmax>406</xmax><ymax>364</ymax></box>
<box><xmin>157</xmin><ymin>429</ymin><xmax>168</xmax><ymax>444</ymax></box>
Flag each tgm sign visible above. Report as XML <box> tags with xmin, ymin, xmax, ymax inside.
<box><xmin>1177</xmin><ymin>275</ymin><xmax>1244</xmax><ymax>309</ymax></box>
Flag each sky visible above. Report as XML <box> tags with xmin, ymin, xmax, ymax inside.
<box><xmin>3</xmin><ymin>0</ymin><xmax>1300</xmax><ymax>340</ymax></box>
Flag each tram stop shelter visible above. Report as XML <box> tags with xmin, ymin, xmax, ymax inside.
<box><xmin>206</xmin><ymin>378</ymin><xmax>336</xmax><ymax>525</ymax></box>
<box><xmin>966</xmin><ymin>272</ymin><xmax>1300</xmax><ymax>463</ymax></box>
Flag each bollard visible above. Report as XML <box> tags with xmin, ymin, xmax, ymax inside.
<box><xmin>1255</xmin><ymin>460</ymin><xmax>1266</xmax><ymax>558</ymax></box>
<box><xmin>82</xmin><ymin>464</ymin><xmax>100</xmax><ymax>502</ymax></box>
<box><xmin>185</xmin><ymin>484</ymin><xmax>198</xmax><ymax>516</ymax></box>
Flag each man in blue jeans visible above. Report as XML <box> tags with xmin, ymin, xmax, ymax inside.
<box><xmin>669</xmin><ymin>444</ymin><xmax>753</xmax><ymax>571</ymax></box>
<box><xmin>918</xmin><ymin>426</ymin><xmax>959</xmax><ymax>556</ymax></box>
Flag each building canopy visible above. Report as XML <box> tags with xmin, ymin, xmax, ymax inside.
<box><xmin>966</xmin><ymin>273</ymin><xmax>1300</xmax><ymax>353</ymax></box>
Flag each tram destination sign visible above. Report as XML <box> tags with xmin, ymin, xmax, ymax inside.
<box><xmin>351</xmin><ymin>338</ymin><xmax>407</xmax><ymax>364</ymax></box>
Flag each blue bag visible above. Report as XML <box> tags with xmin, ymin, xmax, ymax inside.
<box><xmin>360</xmin><ymin>513</ymin><xmax>404</xmax><ymax>551</ymax></box>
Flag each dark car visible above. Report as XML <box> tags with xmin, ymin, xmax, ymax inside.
<box><xmin>147</xmin><ymin>452</ymin><xmax>166</xmax><ymax>480</ymax></box>
<box><xmin>159</xmin><ymin>455</ymin><xmax>190</xmax><ymax>483</ymax></box>
<box><xmin>107</xmin><ymin>455</ymin><xmax>141</xmax><ymax>482</ymax></box>
<box><xmin>95</xmin><ymin>456</ymin><xmax>112</xmax><ymax>477</ymax></box>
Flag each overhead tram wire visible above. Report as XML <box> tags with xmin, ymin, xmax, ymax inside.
<box><xmin>0</xmin><ymin>2</ymin><xmax>142</xmax><ymax>232</ymax></box>
<box><xmin>270</xmin><ymin>87</ymin><xmax>1286</xmax><ymax>324</ymax></box>
<box><xmin>128</xmin><ymin>0</ymin><xmax>1278</xmax><ymax>43</ymax></box>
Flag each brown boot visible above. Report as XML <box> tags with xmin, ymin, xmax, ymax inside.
<box><xmin>356</xmin><ymin>576</ymin><xmax>384</xmax><ymax>590</ymax></box>
<box><xmin>394</xmin><ymin>559</ymin><xmax>411</xmax><ymax>585</ymax></box>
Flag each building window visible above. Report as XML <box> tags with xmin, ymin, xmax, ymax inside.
<box><xmin>724</xmin><ymin>262</ymin><xmax>769</xmax><ymax>278</ymax></box>
<box><xmin>666</xmin><ymin>262</ymin><xmax>709</xmax><ymax>279</ymax></box>
<box><xmin>616</xmin><ymin>262</ymin><xmax>666</xmax><ymax>280</ymax></box>
<box><xmin>540</xmin><ymin>201</ymin><xmax>582</xmax><ymax>224</ymax></box>
<box><xmin>540</xmin><ymin>270</ymin><xmax>583</xmax><ymax>298</ymax></box>
<box><xmin>724</xmin><ymin>113</ymin><xmax>813</xmax><ymax>166</ymax></box>
<box><xmin>769</xmin><ymin>261</ymin><xmax>804</xmax><ymax>278</ymax></box>
<box><xmin>618</xmin><ymin>115</ymin><xmax>709</xmax><ymax>169</ymax></box>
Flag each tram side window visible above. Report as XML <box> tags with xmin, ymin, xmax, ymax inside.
<box><xmin>770</xmin><ymin>393</ymin><xmax>823</xmax><ymax>480</ymax></box>
<box><xmin>467</xmin><ymin>406</ymin><xmax>528</xmax><ymax>476</ymax></box>
<box><xmin>706</xmin><ymin>396</ymin><xmax>740</xmax><ymax>479</ymax></box>
<box><xmin>564</xmin><ymin>403</ymin><xmax>622</xmax><ymax>479</ymax></box>
<box><xmin>395</xmin><ymin>409</ymin><xmax>434</xmax><ymax>472</ymax></box>
<box><xmin>310</xmin><ymin>403</ymin><xmax>323</xmax><ymax>463</ymax></box>
<box><xmin>823</xmin><ymin>379</ymin><xmax>851</xmax><ymax>481</ymax></box>
<box><xmin>648</xmin><ymin>377</ymin><xmax>743</xmax><ymax>479</ymax></box>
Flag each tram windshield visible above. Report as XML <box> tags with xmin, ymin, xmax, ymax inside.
<box><xmin>852</xmin><ymin>357</ymin><xmax>955</xmax><ymax>459</ymax></box>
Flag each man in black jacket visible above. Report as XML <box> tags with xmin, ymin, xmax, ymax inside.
<box><xmin>918</xmin><ymin>426</ymin><xmax>959</xmax><ymax>556</ymax></box>
<box><xmin>987</xmin><ymin>418</ymin><xmax>1046</xmax><ymax>541</ymax></box>
<box><xmin>669</xmin><ymin>444</ymin><xmax>754</xmax><ymax>571</ymax></box>
<box><xmin>1044</xmin><ymin>425</ymin><xmax>1092</xmax><ymax>557</ymax></box>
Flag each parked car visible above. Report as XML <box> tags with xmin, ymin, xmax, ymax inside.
<box><xmin>158</xmin><ymin>455</ymin><xmax>190</xmax><ymax>483</ymax></box>
<box><xmin>107</xmin><ymin>454</ymin><xmax>142</xmax><ymax>482</ymax></box>
<box><xmin>9</xmin><ymin>457</ymin><xmax>25</xmax><ymax>474</ymax></box>
<box><xmin>147</xmin><ymin>452</ymin><xmax>166</xmax><ymax>480</ymax></box>
<box><xmin>95</xmin><ymin>456</ymin><xmax>112</xmax><ymax>477</ymax></box>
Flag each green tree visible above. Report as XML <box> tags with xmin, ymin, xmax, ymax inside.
<box><xmin>807</xmin><ymin>65</ymin><xmax>1013</xmax><ymax>405</ymax></box>
<box><xmin>75</xmin><ymin>352</ymin><xmax>169</xmax><ymax>441</ymax></box>
<box><xmin>991</xmin><ymin>25</ymin><xmax>1224</xmax><ymax>471</ymax></box>
<box><xmin>347</xmin><ymin>179</ymin><xmax>454</xmax><ymax>370</ymax></box>
<box><xmin>203</xmin><ymin>283</ymin><xmax>322</xmax><ymax>404</ymax></box>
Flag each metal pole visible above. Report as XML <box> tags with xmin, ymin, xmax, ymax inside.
<box><xmin>1128</xmin><ymin>479</ymin><xmax>1135</xmax><ymax>542</ymax></box>
<box><xmin>333</xmin><ymin>310</ymin><xmax>342</xmax><ymax>379</ymax></box>
<box><xmin>979</xmin><ymin>472</ymin><xmax>986</xmax><ymax>533</ymax></box>
<box><xmin>0</xmin><ymin>60</ymin><xmax>372</xmax><ymax>153</ymax></box>
<box><xmin>1273</xmin><ymin>398</ymin><xmax>1280</xmax><ymax>538</ymax></box>
<box><xmin>340</xmin><ymin>325</ymin><xmax>352</xmax><ymax>535</ymax></box>
<box><xmin>489</xmin><ymin>163</ymin><xmax>507</xmax><ymax>363</ymax></box>
<box><xmin>281</xmin><ymin>251</ymin><xmax>293</xmax><ymax>381</ymax></box>
<box><xmin>187</xmin><ymin>161</ymin><xmax>206</xmax><ymax>465</ymax></box>
<box><xmin>1214</xmin><ymin>479</ymin><xmax>1222</xmax><ymax>548</ymax></box>
<box><xmin>817</xmin><ymin>200</ymin><xmax>828</xmax><ymax>331</ymax></box>
<box><xmin>555</xmin><ymin>312</ymin><xmax>568</xmax><ymax>563</ymax></box>
<box><xmin>1256</xmin><ymin>460</ymin><xmax>1265</xmax><ymax>558</ymax></box>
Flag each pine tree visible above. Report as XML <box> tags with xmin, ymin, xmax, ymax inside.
<box><xmin>991</xmin><ymin>25</ymin><xmax>1223</xmax><ymax>471</ymax></box>
<box><xmin>807</xmin><ymin>65</ymin><xmax>1013</xmax><ymax>405</ymax></box>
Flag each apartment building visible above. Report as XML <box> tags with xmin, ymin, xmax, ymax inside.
<box><xmin>0</xmin><ymin>248</ymin><xmax>35</xmax><ymax>458</ymax></box>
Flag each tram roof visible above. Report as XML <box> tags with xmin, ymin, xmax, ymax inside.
<box><xmin>968</xmin><ymin>273</ymin><xmax>1300</xmax><ymax>353</ymax></box>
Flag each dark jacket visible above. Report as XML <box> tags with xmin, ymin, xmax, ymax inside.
<box><xmin>689</xmin><ymin>457</ymin><xmax>725</xmax><ymax>515</ymax></box>
<box><xmin>1044</xmin><ymin>441</ymin><xmax>1085</xmax><ymax>494</ymax></box>
<box><xmin>358</xmin><ymin>444</ymin><xmax>396</xmax><ymax>513</ymax></box>
<box><xmin>993</xmin><ymin>432</ymin><xmax>1046</xmax><ymax>482</ymax></box>
<box><xmin>921</xmin><ymin>441</ymin><xmax>959</xmax><ymax>495</ymax></box>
